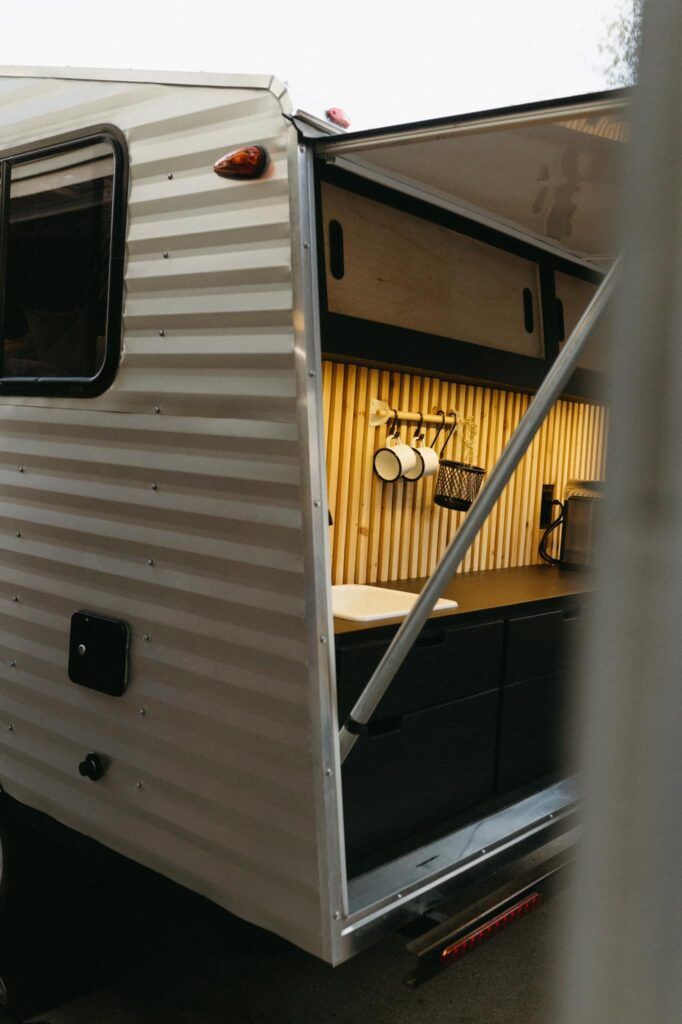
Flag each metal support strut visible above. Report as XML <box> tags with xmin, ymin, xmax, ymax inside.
<box><xmin>339</xmin><ymin>261</ymin><xmax>618</xmax><ymax>764</ymax></box>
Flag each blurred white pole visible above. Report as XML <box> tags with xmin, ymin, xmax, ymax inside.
<box><xmin>558</xmin><ymin>2</ymin><xmax>682</xmax><ymax>1021</ymax></box>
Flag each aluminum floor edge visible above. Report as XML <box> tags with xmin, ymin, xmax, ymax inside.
<box><xmin>344</xmin><ymin>779</ymin><xmax>577</xmax><ymax>932</ymax></box>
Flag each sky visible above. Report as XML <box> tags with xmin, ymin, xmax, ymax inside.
<box><xmin>0</xmin><ymin>0</ymin><xmax>625</xmax><ymax>129</ymax></box>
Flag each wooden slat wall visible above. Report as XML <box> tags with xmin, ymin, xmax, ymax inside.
<box><xmin>323</xmin><ymin>361</ymin><xmax>608</xmax><ymax>584</ymax></box>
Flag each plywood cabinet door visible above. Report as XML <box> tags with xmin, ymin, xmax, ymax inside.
<box><xmin>322</xmin><ymin>183</ymin><xmax>544</xmax><ymax>359</ymax></box>
<box><xmin>555</xmin><ymin>271</ymin><xmax>610</xmax><ymax>373</ymax></box>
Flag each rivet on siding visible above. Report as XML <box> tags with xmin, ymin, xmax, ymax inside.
<box><xmin>17</xmin><ymin>466</ymin><xmax>24</xmax><ymax>473</ymax></box>
<box><xmin>139</xmin><ymin>707</ymin><xmax>147</xmax><ymax>716</ymax></box>
<box><xmin>320</xmin><ymin>635</ymin><xmax>328</xmax><ymax>645</ymax></box>
<box><xmin>158</xmin><ymin>329</ymin><xmax>165</xmax><ymax>337</ymax></box>
<box><xmin>143</xmin><ymin>633</ymin><xmax>150</xmax><ymax>642</ymax></box>
<box><xmin>481</xmin><ymin>848</ymin><xmax>487</xmax><ymax>855</ymax></box>
<box><xmin>6</xmin><ymin>724</ymin><xmax>13</xmax><ymax>733</ymax></box>
<box><xmin>11</xmin><ymin>595</ymin><xmax>17</xmax><ymax>602</ymax></box>
<box><xmin>147</xmin><ymin>558</ymin><xmax>155</xmax><ymax>566</ymax></box>
<box><xmin>313</xmin><ymin>500</ymin><xmax>321</xmax><ymax>508</ymax></box>
<box><xmin>151</xmin><ymin>483</ymin><xmax>158</xmax><ymax>491</ymax></box>
<box><xmin>9</xmin><ymin>660</ymin><xmax>15</xmax><ymax>669</ymax></box>
<box><xmin>397</xmin><ymin>892</ymin><xmax>403</xmax><ymax>900</ymax></box>
<box><xmin>15</xmin><ymin>532</ymin><xmax>21</xmax><ymax>539</ymax></box>
<box><xmin>333</xmin><ymin>911</ymin><xmax>341</xmax><ymax>920</ymax></box>
<box><xmin>153</xmin><ymin>406</ymin><xmax>161</xmax><ymax>414</ymax></box>
<box><xmin>299</xmin><ymin>146</ymin><xmax>305</xmax><ymax>153</ymax></box>
<box><xmin>308</xmin><ymin>370</ymin><xmax>315</xmax><ymax>378</ymax></box>
<box><xmin>162</xmin><ymin>251</ymin><xmax>169</xmax><ymax>259</ymax></box>
<box><xmin>303</xmin><ymin>241</ymin><xmax>309</xmax><ymax>249</ymax></box>
<box><xmin>167</xmin><ymin>172</ymin><xmax>173</xmax><ymax>180</ymax></box>
<box><xmin>325</xmin><ymin>768</ymin><xmax>332</xmax><ymax>777</ymax></box>
<box><xmin>136</xmin><ymin>780</ymin><xmax>144</xmax><ymax>789</ymax></box>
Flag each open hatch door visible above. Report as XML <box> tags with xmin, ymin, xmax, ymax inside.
<box><xmin>316</xmin><ymin>89</ymin><xmax>629</xmax><ymax>272</ymax></box>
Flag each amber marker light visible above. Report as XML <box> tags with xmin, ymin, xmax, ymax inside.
<box><xmin>213</xmin><ymin>145</ymin><xmax>269</xmax><ymax>179</ymax></box>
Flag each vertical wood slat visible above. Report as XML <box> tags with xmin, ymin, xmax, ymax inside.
<box><xmin>323</xmin><ymin>361</ymin><xmax>607</xmax><ymax>584</ymax></box>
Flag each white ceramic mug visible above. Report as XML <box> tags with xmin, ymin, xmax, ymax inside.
<box><xmin>374</xmin><ymin>431</ymin><xmax>417</xmax><ymax>482</ymax></box>
<box><xmin>403</xmin><ymin>434</ymin><xmax>439</xmax><ymax>481</ymax></box>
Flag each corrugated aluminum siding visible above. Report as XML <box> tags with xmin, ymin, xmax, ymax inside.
<box><xmin>0</xmin><ymin>71</ymin><xmax>337</xmax><ymax>960</ymax></box>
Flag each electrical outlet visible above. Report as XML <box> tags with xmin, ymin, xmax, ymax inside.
<box><xmin>540</xmin><ymin>484</ymin><xmax>555</xmax><ymax>528</ymax></box>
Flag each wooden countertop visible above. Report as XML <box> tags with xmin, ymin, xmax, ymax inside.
<box><xmin>333</xmin><ymin>565</ymin><xmax>593</xmax><ymax>635</ymax></box>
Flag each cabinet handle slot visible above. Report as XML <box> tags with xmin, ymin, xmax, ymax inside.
<box><xmin>329</xmin><ymin>220</ymin><xmax>345</xmax><ymax>279</ymax></box>
<box><xmin>368</xmin><ymin>715</ymin><xmax>402</xmax><ymax>737</ymax></box>
<box><xmin>523</xmin><ymin>287</ymin><xmax>535</xmax><ymax>333</ymax></box>
<box><xmin>415</xmin><ymin>630</ymin><xmax>447</xmax><ymax>648</ymax></box>
<box><xmin>556</xmin><ymin>298</ymin><xmax>565</xmax><ymax>342</ymax></box>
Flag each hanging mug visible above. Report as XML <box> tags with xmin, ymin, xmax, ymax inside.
<box><xmin>408</xmin><ymin>410</ymin><xmax>450</xmax><ymax>481</ymax></box>
<box><xmin>373</xmin><ymin>410</ymin><xmax>417</xmax><ymax>482</ymax></box>
<box><xmin>402</xmin><ymin>414</ymin><xmax>439</xmax><ymax>481</ymax></box>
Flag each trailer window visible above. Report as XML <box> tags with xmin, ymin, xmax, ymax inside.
<box><xmin>0</xmin><ymin>132</ymin><xmax>126</xmax><ymax>396</ymax></box>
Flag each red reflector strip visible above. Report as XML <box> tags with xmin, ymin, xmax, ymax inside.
<box><xmin>440</xmin><ymin>892</ymin><xmax>543</xmax><ymax>965</ymax></box>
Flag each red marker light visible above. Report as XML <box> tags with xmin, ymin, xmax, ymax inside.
<box><xmin>213</xmin><ymin>145</ymin><xmax>269</xmax><ymax>180</ymax></box>
<box><xmin>326</xmin><ymin>107</ymin><xmax>351</xmax><ymax>129</ymax></box>
<box><xmin>440</xmin><ymin>893</ymin><xmax>543</xmax><ymax>965</ymax></box>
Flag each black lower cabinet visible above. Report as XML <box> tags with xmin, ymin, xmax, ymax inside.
<box><xmin>337</xmin><ymin>592</ymin><xmax>586</xmax><ymax>872</ymax></box>
<box><xmin>496</xmin><ymin>606</ymin><xmax>580</xmax><ymax>791</ymax></box>
<box><xmin>342</xmin><ymin>690</ymin><xmax>499</xmax><ymax>869</ymax></box>
<box><xmin>335</xmin><ymin>619</ymin><xmax>504</xmax><ymax>721</ymax></box>
<box><xmin>496</xmin><ymin>671</ymin><xmax>570</xmax><ymax>791</ymax></box>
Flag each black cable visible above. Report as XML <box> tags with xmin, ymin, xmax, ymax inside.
<box><xmin>539</xmin><ymin>499</ymin><xmax>566</xmax><ymax>566</ymax></box>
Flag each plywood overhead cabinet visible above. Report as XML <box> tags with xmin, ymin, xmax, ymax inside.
<box><xmin>0</xmin><ymin>66</ymin><xmax>626</xmax><ymax>1002</ymax></box>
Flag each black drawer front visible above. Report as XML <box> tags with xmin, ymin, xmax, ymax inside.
<box><xmin>560</xmin><ymin>603</ymin><xmax>586</xmax><ymax>665</ymax></box>
<box><xmin>342</xmin><ymin>690</ymin><xmax>499</xmax><ymax>866</ymax></box>
<box><xmin>496</xmin><ymin>671</ymin><xmax>570</xmax><ymax>791</ymax></box>
<box><xmin>505</xmin><ymin>609</ymin><xmax>571</xmax><ymax>684</ymax></box>
<box><xmin>336</xmin><ymin>619</ymin><xmax>504</xmax><ymax>720</ymax></box>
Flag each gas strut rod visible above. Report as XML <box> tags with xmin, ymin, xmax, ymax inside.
<box><xmin>339</xmin><ymin>260</ymin><xmax>619</xmax><ymax>764</ymax></box>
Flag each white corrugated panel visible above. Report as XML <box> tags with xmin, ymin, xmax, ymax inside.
<box><xmin>0</xmin><ymin>70</ymin><xmax>336</xmax><ymax>959</ymax></box>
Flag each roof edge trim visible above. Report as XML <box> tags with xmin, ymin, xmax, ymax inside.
<box><xmin>0</xmin><ymin>64</ymin><xmax>282</xmax><ymax>93</ymax></box>
<box><xmin>316</xmin><ymin>87</ymin><xmax>631</xmax><ymax>155</ymax></box>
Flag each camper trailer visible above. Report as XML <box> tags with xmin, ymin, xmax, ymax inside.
<box><xmin>0</xmin><ymin>65</ymin><xmax>624</xmax><ymax>1009</ymax></box>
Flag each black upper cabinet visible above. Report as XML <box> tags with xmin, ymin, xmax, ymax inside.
<box><xmin>317</xmin><ymin>164</ymin><xmax>606</xmax><ymax>401</ymax></box>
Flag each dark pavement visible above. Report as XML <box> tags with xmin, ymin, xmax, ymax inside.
<box><xmin>11</xmin><ymin>888</ymin><xmax>567</xmax><ymax>1024</ymax></box>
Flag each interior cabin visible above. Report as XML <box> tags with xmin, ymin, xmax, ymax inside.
<box><xmin>315</xmin><ymin>93</ymin><xmax>623</xmax><ymax>877</ymax></box>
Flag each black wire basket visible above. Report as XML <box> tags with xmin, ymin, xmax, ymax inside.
<box><xmin>434</xmin><ymin>460</ymin><xmax>486</xmax><ymax>512</ymax></box>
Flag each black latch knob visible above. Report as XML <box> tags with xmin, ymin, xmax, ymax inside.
<box><xmin>78</xmin><ymin>752</ymin><xmax>105</xmax><ymax>781</ymax></box>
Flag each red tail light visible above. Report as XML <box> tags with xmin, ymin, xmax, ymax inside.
<box><xmin>213</xmin><ymin>145</ymin><xmax>269</xmax><ymax>179</ymax></box>
<box><xmin>440</xmin><ymin>892</ymin><xmax>543</xmax><ymax>965</ymax></box>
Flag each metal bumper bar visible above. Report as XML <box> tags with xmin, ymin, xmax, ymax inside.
<box><xmin>339</xmin><ymin>261</ymin><xmax>618</xmax><ymax>763</ymax></box>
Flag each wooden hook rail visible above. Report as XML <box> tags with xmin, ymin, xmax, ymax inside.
<box><xmin>370</xmin><ymin>399</ymin><xmax>460</xmax><ymax>428</ymax></box>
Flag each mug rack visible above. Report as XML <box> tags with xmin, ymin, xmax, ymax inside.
<box><xmin>370</xmin><ymin>398</ymin><xmax>479</xmax><ymax>454</ymax></box>
<box><xmin>370</xmin><ymin>398</ymin><xmax>460</xmax><ymax>429</ymax></box>
<box><xmin>370</xmin><ymin>397</ymin><xmax>485</xmax><ymax>508</ymax></box>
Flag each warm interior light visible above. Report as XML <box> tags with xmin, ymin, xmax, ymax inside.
<box><xmin>440</xmin><ymin>892</ymin><xmax>543</xmax><ymax>965</ymax></box>
<box><xmin>213</xmin><ymin>145</ymin><xmax>269</xmax><ymax>180</ymax></box>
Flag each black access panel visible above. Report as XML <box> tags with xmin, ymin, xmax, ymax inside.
<box><xmin>68</xmin><ymin>611</ymin><xmax>130</xmax><ymax>697</ymax></box>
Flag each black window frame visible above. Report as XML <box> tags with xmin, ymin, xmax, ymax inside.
<box><xmin>316</xmin><ymin>162</ymin><xmax>606</xmax><ymax>402</ymax></box>
<box><xmin>0</xmin><ymin>124</ymin><xmax>128</xmax><ymax>398</ymax></box>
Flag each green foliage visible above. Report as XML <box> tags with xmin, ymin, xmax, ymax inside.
<box><xmin>600</xmin><ymin>0</ymin><xmax>643</xmax><ymax>86</ymax></box>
